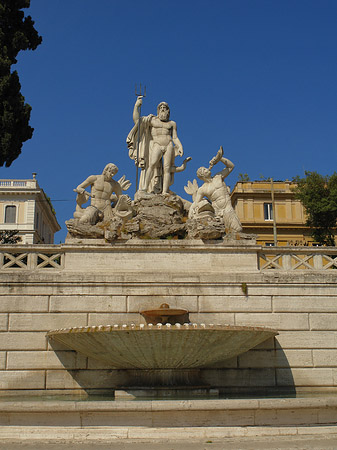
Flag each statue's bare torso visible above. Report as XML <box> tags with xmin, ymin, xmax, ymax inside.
<box><xmin>199</xmin><ymin>175</ymin><xmax>232</xmax><ymax>213</ymax></box>
<box><xmin>90</xmin><ymin>176</ymin><xmax>120</xmax><ymax>210</ymax></box>
<box><xmin>150</xmin><ymin>117</ymin><xmax>175</xmax><ymax>148</ymax></box>
<box><xmin>76</xmin><ymin>165</ymin><xmax>122</xmax><ymax>213</ymax></box>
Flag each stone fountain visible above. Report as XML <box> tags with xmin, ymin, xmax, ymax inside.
<box><xmin>48</xmin><ymin>96</ymin><xmax>279</xmax><ymax>397</ymax></box>
<box><xmin>1</xmin><ymin>95</ymin><xmax>337</xmax><ymax>440</ymax></box>
<box><xmin>47</xmin><ymin>303</ymin><xmax>278</xmax><ymax>396</ymax></box>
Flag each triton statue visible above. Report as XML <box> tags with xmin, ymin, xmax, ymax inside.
<box><xmin>185</xmin><ymin>146</ymin><xmax>242</xmax><ymax>233</ymax></box>
<box><xmin>73</xmin><ymin>163</ymin><xmax>132</xmax><ymax>225</ymax></box>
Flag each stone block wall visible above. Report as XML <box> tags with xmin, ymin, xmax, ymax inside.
<box><xmin>0</xmin><ymin>243</ymin><xmax>336</xmax><ymax>394</ymax></box>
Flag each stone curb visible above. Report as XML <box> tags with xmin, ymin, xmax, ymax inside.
<box><xmin>2</xmin><ymin>397</ymin><xmax>337</xmax><ymax>412</ymax></box>
<box><xmin>0</xmin><ymin>425</ymin><xmax>337</xmax><ymax>442</ymax></box>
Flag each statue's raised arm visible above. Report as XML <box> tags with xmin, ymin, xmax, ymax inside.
<box><xmin>208</xmin><ymin>146</ymin><xmax>234</xmax><ymax>179</ymax></box>
<box><xmin>133</xmin><ymin>96</ymin><xmax>143</xmax><ymax>124</ymax></box>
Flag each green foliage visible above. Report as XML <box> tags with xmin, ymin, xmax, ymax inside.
<box><xmin>293</xmin><ymin>171</ymin><xmax>337</xmax><ymax>246</ymax></box>
<box><xmin>238</xmin><ymin>173</ymin><xmax>250</xmax><ymax>182</ymax></box>
<box><xmin>0</xmin><ymin>229</ymin><xmax>21</xmax><ymax>244</ymax></box>
<box><xmin>259</xmin><ymin>174</ymin><xmax>272</xmax><ymax>181</ymax></box>
<box><xmin>241</xmin><ymin>282</ymin><xmax>248</xmax><ymax>295</ymax></box>
<box><xmin>44</xmin><ymin>194</ymin><xmax>56</xmax><ymax>216</ymax></box>
<box><xmin>0</xmin><ymin>0</ymin><xmax>42</xmax><ymax>167</ymax></box>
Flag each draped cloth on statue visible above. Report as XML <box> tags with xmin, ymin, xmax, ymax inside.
<box><xmin>126</xmin><ymin>114</ymin><xmax>162</xmax><ymax>193</ymax></box>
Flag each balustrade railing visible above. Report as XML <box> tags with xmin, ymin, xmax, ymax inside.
<box><xmin>0</xmin><ymin>246</ymin><xmax>64</xmax><ymax>270</ymax></box>
<box><xmin>258</xmin><ymin>247</ymin><xmax>337</xmax><ymax>271</ymax></box>
<box><xmin>0</xmin><ymin>180</ymin><xmax>37</xmax><ymax>188</ymax></box>
<box><xmin>0</xmin><ymin>245</ymin><xmax>336</xmax><ymax>271</ymax></box>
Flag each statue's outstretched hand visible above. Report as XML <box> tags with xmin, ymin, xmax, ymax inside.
<box><xmin>135</xmin><ymin>96</ymin><xmax>143</xmax><ymax>108</ymax></box>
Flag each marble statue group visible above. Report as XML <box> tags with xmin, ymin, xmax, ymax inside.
<box><xmin>66</xmin><ymin>96</ymin><xmax>242</xmax><ymax>241</ymax></box>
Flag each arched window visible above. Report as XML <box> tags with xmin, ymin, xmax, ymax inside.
<box><xmin>5</xmin><ymin>205</ymin><xmax>17</xmax><ymax>223</ymax></box>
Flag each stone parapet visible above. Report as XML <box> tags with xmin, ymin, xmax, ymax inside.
<box><xmin>0</xmin><ymin>242</ymin><xmax>336</xmax><ymax>272</ymax></box>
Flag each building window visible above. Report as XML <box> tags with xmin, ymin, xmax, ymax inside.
<box><xmin>264</xmin><ymin>203</ymin><xmax>273</xmax><ymax>221</ymax></box>
<box><xmin>265</xmin><ymin>242</ymin><xmax>275</xmax><ymax>247</ymax></box>
<box><xmin>5</xmin><ymin>205</ymin><xmax>17</xmax><ymax>223</ymax></box>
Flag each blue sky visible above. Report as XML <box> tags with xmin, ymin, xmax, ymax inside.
<box><xmin>2</xmin><ymin>0</ymin><xmax>336</xmax><ymax>243</ymax></box>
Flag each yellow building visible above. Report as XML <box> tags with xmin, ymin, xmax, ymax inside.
<box><xmin>0</xmin><ymin>175</ymin><xmax>60</xmax><ymax>244</ymax></box>
<box><xmin>230</xmin><ymin>180</ymin><xmax>320</xmax><ymax>246</ymax></box>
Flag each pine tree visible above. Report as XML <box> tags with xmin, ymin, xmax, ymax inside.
<box><xmin>0</xmin><ymin>0</ymin><xmax>42</xmax><ymax>166</ymax></box>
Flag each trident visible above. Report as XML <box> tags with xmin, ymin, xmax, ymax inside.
<box><xmin>135</xmin><ymin>84</ymin><xmax>146</xmax><ymax>192</ymax></box>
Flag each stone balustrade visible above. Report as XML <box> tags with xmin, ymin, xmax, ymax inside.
<box><xmin>258</xmin><ymin>247</ymin><xmax>337</xmax><ymax>271</ymax></box>
<box><xmin>0</xmin><ymin>246</ymin><xmax>63</xmax><ymax>270</ymax></box>
<box><xmin>0</xmin><ymin>179</ymin><xmax>37</xmax><ymax>189</ymax></box>
<box><xmin>0</xmin><ymin>244</ymin><xmax>336</xmax><ymax>272</ymax></box>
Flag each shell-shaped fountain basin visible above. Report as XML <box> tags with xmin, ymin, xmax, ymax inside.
<box><xmin>47</xmin><ymin>324</ymin><xmax>278</xmax><ymax>370</ymax></box>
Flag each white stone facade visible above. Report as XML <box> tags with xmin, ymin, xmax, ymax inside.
<box><xmin>0</xmin><ymin>178</ymin><xmax>60</xmax><ymax>244</ymax></box>
<box><xmin>0</xmin><ymin>241</ymin><xmax>336</xmax><ymax>394</ymax></box>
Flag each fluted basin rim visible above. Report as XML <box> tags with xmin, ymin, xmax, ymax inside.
<box><xmin>47</xmin><ymin>323</ymin><xmax>279</xmax><ymax>335</ymax></box>
<box><xmin>47</xmin><ymin>323</ymin><xmax>279</xmax><ymax>370</ymax></box>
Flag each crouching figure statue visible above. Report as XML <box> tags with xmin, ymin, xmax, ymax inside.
<box><xmin>185</xmin><ymin>147</ymin><xmax>242</xmax><ymax>233</ymax></box>
<box><xmin>73</xmin><ymin>163</ymin><xmax>132</xmax><ymax>225</ymax></box>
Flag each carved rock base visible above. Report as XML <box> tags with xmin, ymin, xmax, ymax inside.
<box><xmin>65</xmin><ymin>194</ymin><xmax>252</xmax><ymax>242</ymax></box>
<box><xmin>186</xmin><ymin>216</ymin><xmax>227</xmax><ymax>240</ymax></box>
<box><xmin>132</xmin><ymin>194</ymin><xmax>187</xmax><ymax>239</ymax></box>
<box><xmin>66</xmin><ymin>194</ymin><xmax>189</xmax><ymax>241</ymax></box>
<box><xmin>65</xmin><ymin>219</ymin><xmax>105</xmax><ymax>239</ymax></box>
